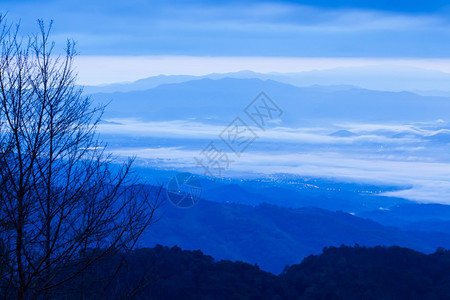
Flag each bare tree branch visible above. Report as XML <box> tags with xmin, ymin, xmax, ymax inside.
<box><xmin>0</xmin><ymin>16</ymin><xmax>160</xmax><ymax>299</ymax></box>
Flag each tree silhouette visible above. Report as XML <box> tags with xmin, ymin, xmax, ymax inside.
<box><xmin>0</xmin><ymin>16</ymin><xmax>159</xmax><ymax>299</ymax></box>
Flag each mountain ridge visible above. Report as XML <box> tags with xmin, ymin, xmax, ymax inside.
<box><xmin>83</xmin><ymin>66</ymin><xmax>450</xmax><ymax>95</ymax></box>
<box><xmin>143</xmin><ymin>196</ymin><xmax>450</xmax><ymax>274</ymax></box>
<box><xmin>89</xmin><ymin>77</ymin><xmax>450</xmax><ymax>125</ymax></box>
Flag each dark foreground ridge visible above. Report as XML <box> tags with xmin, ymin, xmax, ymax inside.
<box><xmin>54</xmin><ymin>244</ymin><xmax>450</xmax><ymax>299</ymax></box>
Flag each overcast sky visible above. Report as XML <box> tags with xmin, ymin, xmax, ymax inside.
<box><xmin>3</xmin><ymin>0</ymin><xmax>450</xmax><ymax>56</ymax></box>
<box><xmin>2</xmin><ymin>0</ymin><xmax>450</xmax><ymax>83</ymax></box>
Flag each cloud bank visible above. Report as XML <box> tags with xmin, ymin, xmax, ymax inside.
<box><xmin>99</xmin><ymin>119</ymin><xmax>450</xmax><ymax>204</ymax></box>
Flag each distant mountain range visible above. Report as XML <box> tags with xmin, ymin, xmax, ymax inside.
<box><xmin>89</xmin><ymin>77</ymin><xmax>450</xmax><ymax>125</ymax></box>
<box><xmin>83</xmin><ymin>66</ymin><xmax>450</xmax><ymax>96</ymax></box>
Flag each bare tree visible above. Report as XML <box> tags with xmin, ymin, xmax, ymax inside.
<box><xmin>0</xmin><ymin>17</ymin><xmax>159</xmax><ymax>299</ymax></box>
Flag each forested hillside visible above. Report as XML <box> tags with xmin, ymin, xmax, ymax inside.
<box><xmin>53</xmin><ymin>245</ymin><xmax>450</xmax><ymax>299</ymax></box>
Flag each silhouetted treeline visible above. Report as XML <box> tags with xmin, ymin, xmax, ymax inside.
<box><xmin>43</xmin><ymin>244</ymin><xmax>450</xmax><ymax>299</ymax></box>
<box><xmin>283</xmin><ymin>245</ymin><xmax>450</xmax><ymax>299</ymax></box>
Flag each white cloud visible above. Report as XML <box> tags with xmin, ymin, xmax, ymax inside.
<box><xmin>114</xmin><ymin>146</ymin><xmax>450</xmax><ymax>204</ymax></box>
<box><xmin>100</xmin><ymin>119</ymin><xmax>450</xmax><ymax>204</ymax></box>
<box><xmin>97</xmin><ymin>119</ymin><xmax>421</xmax><ymax>144</ymax></box>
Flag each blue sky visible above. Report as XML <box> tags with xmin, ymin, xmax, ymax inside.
<box><xmin>2</xmin><ymin>0</ymin><xmax>450</xmax><ymax>57</ymax></box>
